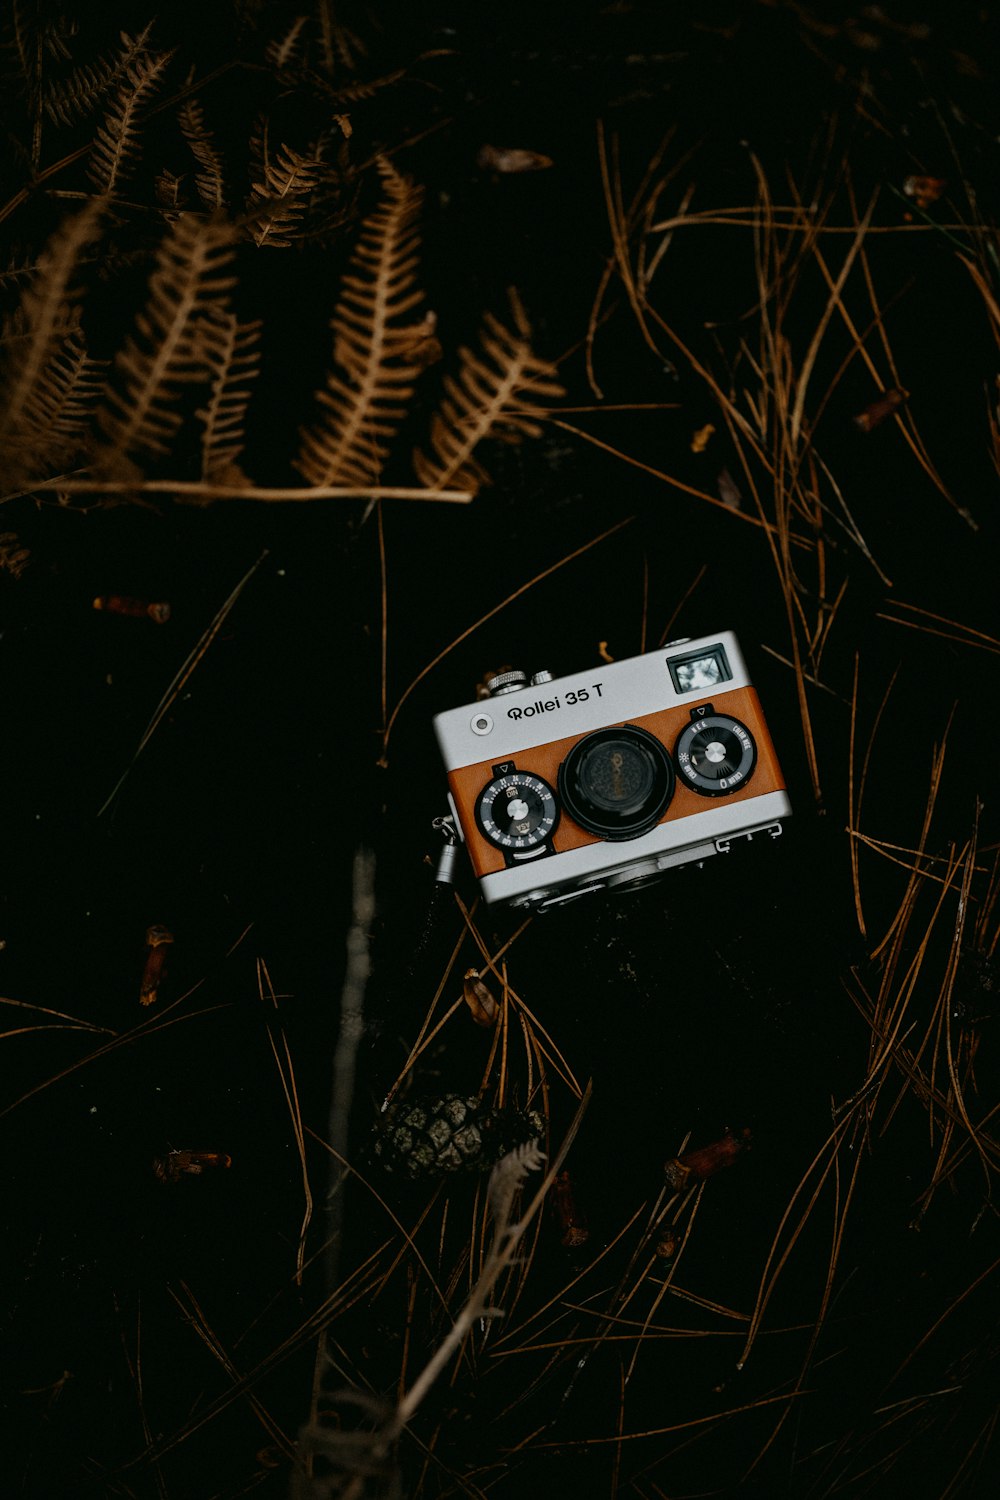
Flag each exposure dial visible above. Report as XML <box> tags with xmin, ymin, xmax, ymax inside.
<box><xmin>675</xmin><ymin>706</ymin><xmax>757</xmax><ymax>796</ymax></box>
<box><xmin>476</xmin><ymin>769</ymin><xmax>559</xmax><ymax>854</ymax></box>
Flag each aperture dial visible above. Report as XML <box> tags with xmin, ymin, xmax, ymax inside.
<box><xmin>675</xmin><ymin>707</ymin><xmax>756</xmax><ymax>797</ymax></box>
<box><xmin>476</xmin><ymin>766</ymin><xmax>559</xmax><ymax>856</ymax></box>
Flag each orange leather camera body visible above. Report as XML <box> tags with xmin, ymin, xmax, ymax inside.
<box><xmin>434</xmin><ymin>632</ymin><xmax>791</xmax><ymax>911</ymax></box>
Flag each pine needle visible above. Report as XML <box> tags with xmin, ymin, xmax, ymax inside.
<box><xmin>97</xmin><ymin>549</ymin><xmax>268</xmax><ymax>816</ymax></box>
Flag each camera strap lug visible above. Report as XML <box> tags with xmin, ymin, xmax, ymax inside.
<box><xmin>431</xmin><ymin>813</ymin><xmax>461</xmax><ymax>886</ymax></box>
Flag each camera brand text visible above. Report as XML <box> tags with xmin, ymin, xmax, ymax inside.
<box><xmin>506</xmin><ymin>683</ymin><xmax>604</xmax><ymax>721</ymax></box>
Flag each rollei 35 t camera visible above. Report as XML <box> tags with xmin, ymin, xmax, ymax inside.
<box><xmin>434</xmin><ymin>630</ymin><xmax>791</xmax><ymax>912</ymax></box>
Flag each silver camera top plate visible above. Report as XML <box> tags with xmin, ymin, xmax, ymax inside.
<box><xmin>434</xmin><ymin>631</ymin><xmax>752</xmax><ymax>770</ymax></box>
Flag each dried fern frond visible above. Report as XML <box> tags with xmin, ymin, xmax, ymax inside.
<box><xmin>488</xmin><ymin>1139</ymin><xmax>547</xmax><ymax>1232</ymax></box>
<box><xmin>8</xmin><ymin>1</ymin><xmax>34</xmax><ymax>87</ymax></box>
<box><xmin>3</xmin><ymin>328</ymin><xmax>107</xmax><ymax>484</ymax></box>
<box><xmin>41</xmin><ymin>15</ymin><xmax>77</xmax><ymax>62</ymax></box>
<box><xmin>43</xmin><ymin>25</ymin><xmax>154</xmax><ymax>128</ymax></box>
<box><xmin>0</xmin><ymin>251</ymin><xmax>43</xmax><ymax>290</ymax></box>
<box><xmin>93</xmin><ymin>213</ymin><xmax>237</xmax><ymax>476</ymax></box>
<box><xmin>316</xmin><ymin>5</ymin><xmax>368</xmax><ymax>74</ymax></box>
<box><xmin>245</xmin><ymin>133</ymin><xmax>326</xmax><ymax>248</ymax></box>
<box><xmin>413</xmin><ymin>289</ymin><xmax>565</xmax><ymax>494</ymax></box>
<box><xmin>178</xmin><ymin>98</ymin><xmax>226</xmax><ymax>210</ymax></box>
<box><xmin>194</xmin><ymin>310</ymin><xmax>262</xmax><ymax>483</ymax></box>
<box><xmin>154</xmin><ymin>167</ymin><xmax>188</xmax><ymax>212</ymax></box>
<box><xmin>0</xmin><ymin>531</ymin><xmax>31</xmax><ymax>578</ymax></box>
<box><xmin>295</xmin><ymin>160</ymin><xmax>429</xmax><ymax>487</ymax></box>
<box><xmin>264</xmin><ymin>14</ymin><xmax>309</xmax><ymax>72</ymax></box>
<box><xmin>0</xmin><ymin>199</ymin><xmax>105</xmax><ymax>485</ymax></box>
<box><xmin>88</xmin><ymin>43</ymin><xmax>174</xmax><ymax>195</ymax></box>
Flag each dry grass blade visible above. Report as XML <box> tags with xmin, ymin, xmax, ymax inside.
<box><xmin>870</xmin><ymin>708</ymin><xmax>955</xmax><ymax>964</ymax></box>
<box><xmin>736</xmin><ymin>1115</ymin><xmax>853</xmax><ymax>1371</ymax></box>
<box><xmin>492</xmin><ymin>1203</ymin><xmax>648</xmax><ymax>1355</ymax></box>
<box><xmin>258</xmin><ymin>957</ymin><xmax>313</xmax><ymax>1286</ymax></box>
<box><xmin>529</xmin><ymin>1389</ymin><xmax>811</xmax><ymax>1449</ymax></box>
<box><xmin>122</xmin><ymin>1248</ymin><xmax>389</xmax><ymax>1472</ymax></box>
<box><xmin>98</xmin><ymin>549</ymin><xmax>268</xmax><ymax>815</ymax></box>
<box><xmin>0</xmin><ymin>995</ymin><xmax>116</xmax><ymax>1036</ymax></box>
<box><xmin>454</xmin><ymin>895</ymin><xmax>583</xmax><ymax>1098</ymax></box>
<box><xmin>114</xmin><ymin>1296</ymin><xmax>167</xmax><ymax>1500</ymax></box>
<box><xmin>591</xmin><ymin>125</ymin><xmax>672</xmax><ymax>383</ymax></box>
<box><xmin>1</xmin><ymin>993</ymin><xmax>229</xmax><ymax>1121</ymax></box>
<box><xmin>541</xmin><ymin>415</ymin><xmax>789</xmax><ymax>537</ymax></box>
<box><xmin>788</xmin><ymin>188</ymin><xmax>878</xmax><ymax>451</ymax></box>
<box><xmin>169</xmin><ymin>1281</ymin><xmax>295</xmax><ymax>1457</ymax></box>
<box><xmin>848</xmin><ymin>659</ymin><xmax>899</xmax><ymax>940</ymax></box>
<box><xmin>379</xmin><ymin>516</ymin><xmax>632</xmax><ymax>760</ymax></box>
<box><xmin>877</xmin><ymin>600</ymin><xmax>1000</xmax><ymax>655</ymax></box>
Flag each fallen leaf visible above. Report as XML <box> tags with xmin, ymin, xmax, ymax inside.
<box><xmin>853</xmin><ymin>386</ymin><xmax>908</xmax><ymax>432</ymax></box>
<box><xmin>903</xmin><ymin>175</ymin><xmax>946</xmax><ymax>209</ymax></box>
<box><xmin>716</xmin><ymin>466</ymin><xmax>742</xmax><ymax>510</ymax></box>
<box><xmin>477</xmin><ymin>144</ymin><xmax>554</xmax><ymax>174</ymax></box>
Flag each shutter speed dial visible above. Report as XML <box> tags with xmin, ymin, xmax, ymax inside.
<box><xmin>476</xmin><ymin>770</ymin><xmax>558</xmax><ymax>854</ymax></box>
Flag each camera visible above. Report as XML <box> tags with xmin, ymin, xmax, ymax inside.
<box><xmin>433</xmin><ymin>630</ymin><xmax>791</xmax><ymax>911</ymax></box>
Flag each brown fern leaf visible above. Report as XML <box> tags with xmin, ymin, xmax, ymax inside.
<box><xmin>93</xmin><ymin>214</ymin><xmax>237</xmax><ymax>476</ymax></box>
<box><xmin>264</xmin><ymin>14</ymin><xmax>309</xmax><ymax>72</ymax></box>
<box><xmin>88</xmin><ymin>44</ymin><xmax>174</xmax><ymax>195</ymax></box>
<box><xmin>295</xmin><ymin>160</ymin><xmax>429</xmax><ymax>487</ymax></box>
<box><xmin>245</xmin><ymin>136</ymin><xmax>325</xmax><ymax>248</ymax></box>
<box><xmin>325</xmin><ymin>10</ymin><xmax>367</xmax><ymax>71</ymax></box>
<box><xmin>178</xmin><ymin>98</ymin><xmax>226</xmax><ymax>210</ymax></box>
<box><xmin>322</xmin><ymin>67</ymin><xmax>407</xmax><ymax>107</ymax></box>
<box><xmin>412</xmin><ymin>290</ymin><xmax>565</xmax><ymax>494</ymax></box>
<box><xmin>9</xmin><ymin>1</ymin><xmax>34</xmax><ymax>85</ymax></box>
<box><xmin>0</xmin><ymin>199</ymin><xmax>104</xmax><ymax>485</ymax></box>
<box><xmin>154</xmin><ymin>167</ymin><xmax>188</xmax><ymax>212</ymax></box>
<box><xmin>0</xmin><ymin>530</ymin><xmax>31</xmax><ymax>578</ymax></box>
<box><xmin>43</xmin><ymin>25</ymin><xmax>154</xmax><ymax>128</ymax></box>
<box><xmin>4</xmin><ymin>329</ymin><xmax>107</xmax><ymax>485</ymax></box>
<box><xmin>194</xmin><ymin>310</ymin><xmax>262</xmax><ymax>484</ymax></box>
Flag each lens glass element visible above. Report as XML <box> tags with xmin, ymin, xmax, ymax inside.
<box><xmin>559</xmin><ymin>725</ymin><xmax>674</xmax><ymax>841</ymax></box>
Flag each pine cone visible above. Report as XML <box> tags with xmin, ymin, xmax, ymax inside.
<box><xmin>372</xmin><ymin>1092</ymin><xmax>544</xmax><ymax>1181</ymax></box>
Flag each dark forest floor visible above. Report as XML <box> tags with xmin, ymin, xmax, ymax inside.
<box><xmin>3</xmin><ymin>4</ymin><xmax>1000</xmax><ymax>1497</ymax></box>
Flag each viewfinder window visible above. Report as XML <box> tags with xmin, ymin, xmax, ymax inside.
<box><xmin>667</xmin><ymin>643</ymin><xmax>732</xmax><ymax>694</ymax></box>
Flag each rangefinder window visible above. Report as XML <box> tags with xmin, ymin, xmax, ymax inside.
<box><xmin>667</xmin><ymin>644</ymin><xmax>732</xmax><ymax>694</ymax></box>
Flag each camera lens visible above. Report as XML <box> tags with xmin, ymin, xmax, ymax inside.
<box><xmin>559</xmin><ymin>725</ymin><xmax>674</xmax><ymax>841</ymax></box>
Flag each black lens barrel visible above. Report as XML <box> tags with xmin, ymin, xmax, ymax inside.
<box><xmin>558</xmin><ymin>724</ymin><xmax>675</xmax><ymax>841</ymax></box>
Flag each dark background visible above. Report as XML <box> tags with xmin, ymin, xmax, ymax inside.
<box><xmin>3</xmin><ymin>3</ymin><xmax>1000</xmax><ymax>1497</ymax></box>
